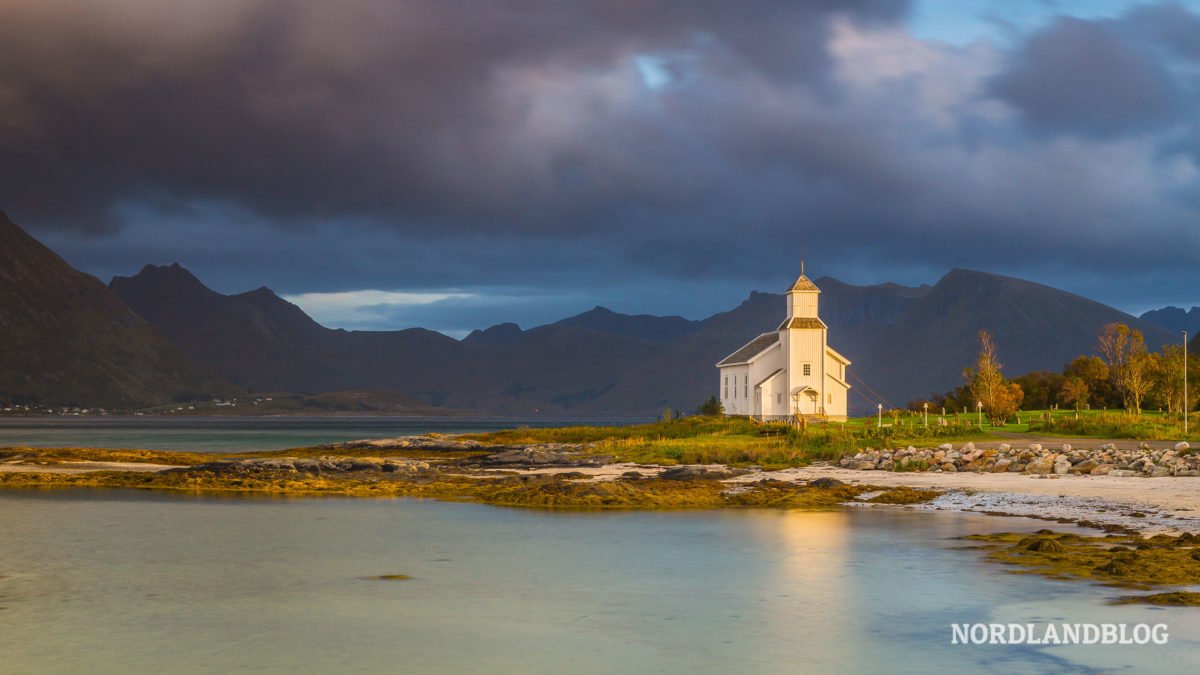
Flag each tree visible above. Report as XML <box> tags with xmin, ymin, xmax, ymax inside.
<box><xmin>697</xmin><ymin>395</ymin><xmax>723</xmax><ymax>417</ymax></box>
<box><xmin>1151</xmin><ymin>344</ymin><xmax>1200</xmax><ymax>415</ymax></box>
<box><xmin>992</xmin><ymin>381</ymin><xmax>1024</xmax><ymax>424</ymax></box>
<box><xmin>1097</xmin><ymin>323</ymin><xmax>1153</xmax><ymax>415</ymax></box>
<box><xmin>1059</xmin><ymin>376</ymin><xmax>1089</xmax><ymax>415</ymax></box>
<box><xmin>1011</xmin><ymin>371</ymin><xmax>1063</xmax><ymax>410</ymax></box>
<box><xmin>964</xmin><ymin>330</ymin><xmax>1022</xmax><ymax>425</ymax></box>
<box><xmin>1063</xmin><ymin>355</ymin><xmax>1114</xmax><ymax>407</ymax></box>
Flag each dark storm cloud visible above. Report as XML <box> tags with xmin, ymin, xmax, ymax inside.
<box><xmin>987</xmin><ymin>8</ymin><xmax>1194</xmax><ymax>137</ymax></box>
<box><xmin>4</xmin><ymin>1</ymin><xmax>1200</xmax><ymax>334</ymax></box>
<box><xmin>0</xmin><ymin>0</ymin><xmax>907</xmax><ymax>232</ymax></box>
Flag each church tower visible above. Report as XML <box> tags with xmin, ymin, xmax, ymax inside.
<box><xmin>779</xmin><ymin>265</ymin><xmax>828</xmax><ymax>416</ymax></box>
<box><xmin>784</xmin><ymin>263</ymin><xmax>821</xmax><ymax>320</ymax></box>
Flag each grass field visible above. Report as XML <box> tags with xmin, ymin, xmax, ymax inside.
<box><xmin>464</xmin><ymin>416</ymin><xmax>995</xmax><ymax>469</ymax></box>
<box><xmin>465</xmin><ymin>407</ymin><xmax>1197</xmax><ymax>469</ymax></box>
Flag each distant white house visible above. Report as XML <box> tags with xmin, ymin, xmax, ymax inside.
<box><xmin>716</xmin><ymin>268</ymin><xmax>851</xmax><ymax>421</ymax></box>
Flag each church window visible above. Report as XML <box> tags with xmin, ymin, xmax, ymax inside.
<box><xmin>803</xmin><ymin>363</ymin><xmax>811</xmax><ymax>377</ymax></box>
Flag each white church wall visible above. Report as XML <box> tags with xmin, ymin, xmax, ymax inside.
<box><xmin>719</xmin><ymin>365</ymin><xmax>751</xmax><ymax>416</ymax></box>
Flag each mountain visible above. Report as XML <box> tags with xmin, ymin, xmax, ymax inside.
<box><xmin>857</xmin><ymin>269</ymin><xmax>1176</xmax><ymax>408</ymax></box>
<box><xmin>553</xmin><ymin>306</ymin><xmax>700</xmax><ymax>342</ymax></box>
<box><xmin>110</xmin><ymin>264</ymin><xmax>460</xmax><ymax>395</ymax></box>
<box><xmin>1141</xmin><ymin>306</ymin><xmax>1200</xmax><ymax>336</ymax></box>
<box><xmin>109</xmin><ymin>263</ymin><xmax>1173</xmax><ymax>416</ymax></box>
<box><xmin>0</xmin><ymin>213</ymin><xmax>233</xmax><ymax>407</ymax></box>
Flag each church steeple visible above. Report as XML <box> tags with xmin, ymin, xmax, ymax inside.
<box><xmin>785</xmin><ymin>265</ymin><xmax>820</xmax><ymax>319</ymax></box>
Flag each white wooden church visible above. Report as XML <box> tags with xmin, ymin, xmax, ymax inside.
<box><xmin>716</xmin><ymin>268</ymin><xmax>851</xmax><ymax>421</ymax></box>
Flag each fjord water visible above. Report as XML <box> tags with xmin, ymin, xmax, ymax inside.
<box><xmin>0</xmin><ymin>416</ymin><xmax>650</xmax><ymax>453</ymax></box>
<box><xmin>2</xmin><ymin>490</ymin><xmax>1197</xmax><ymax>674</ymax></box>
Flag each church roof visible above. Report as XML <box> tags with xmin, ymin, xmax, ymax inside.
<box><xmin>778</xmin><ymin>317</ymin><xmax>827</xmax><ymax>330</ymax></box>
<box><xmin>787</xmin><ymin>274</ymin><xmax>820</xmax><ymax>293</ymax></box>
<box><xmin>716</xmin><ymin>332</ymin><xmax>779</xmax><ymax>367</ymax></box>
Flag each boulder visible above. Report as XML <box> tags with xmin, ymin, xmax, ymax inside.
<box><xmin>1053</xmin><ymin>460</ymin><xmax>1071</xmax><ymax>475</ymax></box>
<box><xmin>659</xmin><ymin>466</ymin><xmax>736</xmax><ymax>481</ymax></box>
<box><xmin>1071</xmin><ymin>459</ymin><xmax>1099</xmax><ymax>474</ymax></box>
<box><xmin>1026</xmin><ymin>458</ymin><xmax>1054</xmax><ymax>475</ymax></box>
<box><xmin>1090</xmin><ymin>464</ymin><xmax>1114</xmax><ymax>476</ymax></box>
<box><xmin>1176</xmin><ymin>441</ymin><xmax>1191</xmax><ymax>452</ymax></box>
<box><xmin>940</xmin><ymin>462</ymin><xmax>958</xmax><ymax>473</ymax></box>
<box><xmin>992</xmin><ymin>458</ymin><xmax>1012</xmax><ymax>473</ymax></box>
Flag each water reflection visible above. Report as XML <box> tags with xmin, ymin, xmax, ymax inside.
<box><xmin>0</xmin><ymin>491</ymin><xmax>1196</xmax><ymax>674</ymax></box>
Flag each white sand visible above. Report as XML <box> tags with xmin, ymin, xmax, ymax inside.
<box><xmin>729</xmin><ymin>465</ymin><xmax>1200</xmax><ymax>534</ymax></box>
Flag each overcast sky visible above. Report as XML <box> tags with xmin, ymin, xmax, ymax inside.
<box><xmin>4</xmin><ymin>0</ymin><xmax>1200</xmax><ymax>337</ymax></box>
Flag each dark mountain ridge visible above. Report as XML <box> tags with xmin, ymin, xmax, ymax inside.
<box><xmin>1141</xmin><ymin>305</ymin><xmax>1200</xmax><ymax>336</ymax></box>
<box><xmin>109</xmin><ymin>262</ymin><xmax>1175</xmax><ymax>415</ymax></box>
<box><xmin>0</xmin><ymin>214</ymin><xmax>233</xmax><ymax>407</ymax></box>
<box><xmin>2</xmin><ymin>212</ymin><xmax>1175</xmax><ymax>414</ymax></box>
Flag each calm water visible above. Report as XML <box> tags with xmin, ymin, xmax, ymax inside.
<box><xmin>0</xmin><ymin>416</ymin><xmax>650</xmax><ymax>453</ymax></box>
<box><xmin>1</xmin><ymin>489</ymin><xmax>1197</xmax><ymax>674</ymax></box>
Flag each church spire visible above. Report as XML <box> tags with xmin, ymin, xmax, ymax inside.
<box><xmin>787</xmin><ymin>266</ymin><xmax>820</xmax><ymax>294</ymax></box>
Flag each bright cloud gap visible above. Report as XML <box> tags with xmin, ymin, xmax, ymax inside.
<box><xmin>283</xmin><ymin>290</ymin><xmax>475</xmax><ymax>332</ymax></box>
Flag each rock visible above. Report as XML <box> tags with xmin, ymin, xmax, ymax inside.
<box><xmin>293</xmin><ymin>459</ymin><xmax>319</xmax><ymax>472</ymax></box>
<box><xmin>940</xmin><ymin>462</ymin><xmax>958</xmax><ymax>473</ymax></box>
<box><xmin>1071</xmin><ymin>459</ymin><xmax>1099</xmax><ymax>474</ymax></box>
<box><xmin>962</xmin><ymin>459</ymin><xmax>992</xmax><ymax>472</ymax></box>
<box><xmin>481</xmin><ymin>448</ymin><xmax>612</xmax><ymax>467</ymax></box>
<box><xmin>1109</xmin><ymin>470</ymin><xmax>1139</xmax><ymax>478</ymax></box>
<box><xmin>659</xmin><ymin>466</ymin><xmax>736</xmax><ymax>481</ymax></box>
<box><xmin>855</xmin><ymin>461</ymin><xmax>877</xmax><ymax>471</ymax></box>
<box><xmin>1150</xmin><ymin>466</ymin><xmax>1172</xmax><ymax>478</ymax></box>
<box><xmin>1008</xmin><ymin>462</ymin><xmax>1026</xmax><ymax>473</ymax></box>
<box><xmin>992</xmin><ymin>458</ymin><xmax>1012</xmax><ymax>473</ymax></box>
<box><xmin>810</xmin><ymin>477</ymin><xmax>845</xmax><ymax>488</ymax></box>
<box><xmin>347</xmin><ymin>459</ymin><xmax>382</xmax><ymax>472</ymax></box>
<box><xmin>257</xmin><ymin>458</ymin><xmax>297</xmax><ymax>471</ymax></box>
<box><xmin>1027</xmin><ymin>443</ymin><xmax>1042</xmax><ymax>453</ymax></box>
<box><xmin>1026</xmin><ymin>458</ymin><xmax>1054</xmax><ymax>475</ymax></box>
<box><xmin>1053</xmin><ymin>460</ymin><xmax>1071</xmax><ymax>475</ymax></box>
<box><xmin>1176</xmin><ymin>442</ymin><xmax>1191</xmax><ymax>452</ymax></box>
<box><xmin>1061</xmin><ymin>443</ymin><xmax>1072</xmax><ymax>453</ymax></box>
<box><xmin>938</xmin><ymin>443</ymin><xmax>954</xmax><ymax>452</ymax></box>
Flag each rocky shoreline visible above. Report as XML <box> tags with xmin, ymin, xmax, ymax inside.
<box><xmin>838</xmin><ymin>441</ymin><xmax>1196</xmax><ymax>478</ymax></box>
